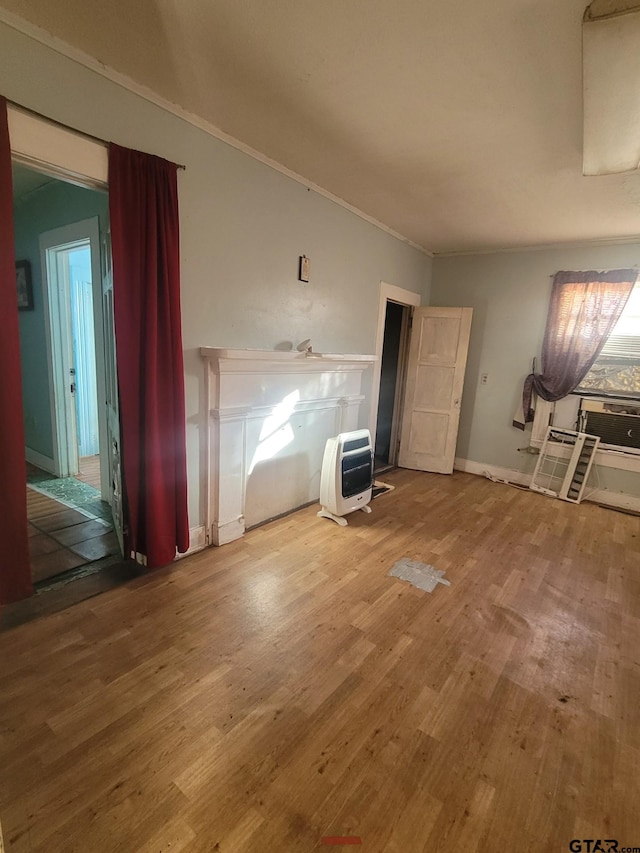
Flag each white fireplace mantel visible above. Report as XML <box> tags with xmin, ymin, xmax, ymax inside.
<box><xmin>200</xmin><ymin>347</ymin><xmax>376</xmax><ymax>545</ymax></box>
<box><xmin>200</xmin><ymin>347</ymin><xmax>375</xmax><ymax>361</ymax></box>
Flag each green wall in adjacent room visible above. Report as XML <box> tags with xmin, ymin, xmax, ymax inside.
<box><xmin>13</xmin><ymin>176</ymin><xmax>109</xmax><ymax>462</ymax></box>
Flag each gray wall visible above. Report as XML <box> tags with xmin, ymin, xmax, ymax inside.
<box><xmin>1</xmin><ymin>22</ymin><xmax>432</xmax><ymax>529</ymax></box>
<box><xmin>14</xmin><ymin>179</ymin><xmax>109</xmax><ymax>460</ymax></box>
<box><xmin>431</xmin><ymin>243</ymin><xmax>640</xmax><ymax>497</ymax></box>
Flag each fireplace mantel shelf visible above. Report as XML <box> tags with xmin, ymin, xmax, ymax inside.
<box><xmin>200</xmin><ymin>347</ymin><xmax>376</xmax><ymax>364</ymax></box>
<box><xmin>200</xmin><ymin>348</ymin><xmax>376</xmax><ymax>375</ymax></box>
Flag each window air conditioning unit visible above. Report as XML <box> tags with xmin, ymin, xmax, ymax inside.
<box><xmin>318</xmin><ymin>429</ymin><xmax>374</xmax><ymax>526</ymax></box>
<box><xmin>579</xmin><ymin>398</ymin><xmax>640</xmax><ymax>451</ymax></box>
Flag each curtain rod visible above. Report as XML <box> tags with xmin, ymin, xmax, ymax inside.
<box><xmin>8</xmin><ymin>99</ymin><xmax>186</xmax><ymax>170</ymax></box>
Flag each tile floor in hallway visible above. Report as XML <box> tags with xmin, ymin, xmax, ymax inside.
<box><xmin>26</xmin><ymin>457</ymin><xmax>113</xmax><ymax>524</ymax></box>
<box><xmin>26</xmin><ymin>459</ymin><xmax>119</xmax><ymax>584</ymax></box>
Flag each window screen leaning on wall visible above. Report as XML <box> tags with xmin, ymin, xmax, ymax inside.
<box><xmin>578</xmin><ymin>282</ymin><xmax>640</xmax><ymax>398</ymax></box>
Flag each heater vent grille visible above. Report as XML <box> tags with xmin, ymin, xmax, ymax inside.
<box><xmin>343</xmin><ymin>436</ymin><xmax>370</xmax><ymax>452</ymax></box>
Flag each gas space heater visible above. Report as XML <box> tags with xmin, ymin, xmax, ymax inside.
<box><xmin>318</xmin><ymin>429</ymin><xmax>374</xmax><ymax>526</ymax></box>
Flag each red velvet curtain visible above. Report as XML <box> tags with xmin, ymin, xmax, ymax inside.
<box><xmin>0</xmin><ymin>96</ymin><xmax>32</xmax><ymax>603</ymax></box>
<box><xmin>108</xmin><ymin>143</ymin><xmax>189</xmax><ymax>568</ymax></box>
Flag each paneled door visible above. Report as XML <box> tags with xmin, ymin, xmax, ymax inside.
<box><xmin>398</xmin><ymin>307</ymin><xmax>472</xmax><ymax>474</ymax></box>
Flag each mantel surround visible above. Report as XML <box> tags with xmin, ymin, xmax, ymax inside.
<box><xmin>200</xmin><ymin>348</ymin><xmax>376</xmax><ymax>545</ymax></box>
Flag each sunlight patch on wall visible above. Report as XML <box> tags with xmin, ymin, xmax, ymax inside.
<box><xmin>248</xmin><ymin>389</ymin><xmax>300</xmax><ymax>475</ymax></box>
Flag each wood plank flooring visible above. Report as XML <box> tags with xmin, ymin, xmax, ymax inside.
<box><xmin>76</xmin><ymin>456</ymin><xmax>101</xmax><ymax>490</ymax></box>
<box><xmin>1</xmin><ymin>469</ymin><xmax>639</xmax><ymax>852</ymax></box>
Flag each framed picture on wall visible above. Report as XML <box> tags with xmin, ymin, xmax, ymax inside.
<box><xmin>16</xmin><ymin>260</ymin><xmax>33</xmax><ymax>311</ymax></box>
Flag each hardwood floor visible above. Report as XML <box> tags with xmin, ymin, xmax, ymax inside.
<box><xmin>76</xmin><ymin>456</ymin><xmax>101</xmax><ymax>490</ymax></box>
<box><xmin>1</xmin><ymin>469</ymin><xmax>639</xmax><ymax>852</ymax></box>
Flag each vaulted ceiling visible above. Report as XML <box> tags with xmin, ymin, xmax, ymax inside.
<box><xmin>2</xmin><ymin>0</ymin><xmax>640</xmax><ymax>253</ymax></box>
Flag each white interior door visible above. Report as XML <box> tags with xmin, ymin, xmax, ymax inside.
<box><xmin>40</xmin><ymin>219</ymin><xmax>103</xmax><ymax>478</ymax></box>
<box><xmin>398</xmin><ymin>306</ymin><xmax>473</xmax><ymax>474</ymax></box>
<box><xmin>69</xmin><ymin>251</ymin><xmax>100</xmax><ymax>458</ymax></box>
<box><xmin>101</xmin><ymin>230</ymin><xmax>124</xmax><ymax>555</ymax></box>
<box><xmin>45</xmin><ymin>242</ymin><xmax>79</xmax><ymax>477</ymax></box>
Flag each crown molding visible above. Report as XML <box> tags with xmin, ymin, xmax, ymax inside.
<box><xmin>434</xmin><ymin>233</ymin><xmax>640</xmax><ymax>258</ymax></box>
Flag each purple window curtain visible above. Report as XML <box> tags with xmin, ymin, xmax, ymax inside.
<box><xmin>108</xmin><ymin>143</ymin><xmax>189</xmax><ymax>568</ymax></box>
<box><xmin>522</xmin><ymin>270</ymin><xmax>637</xmax><ymax>423</ymax></box>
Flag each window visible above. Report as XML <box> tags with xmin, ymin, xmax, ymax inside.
<box><xmin>577</xmin><ymin>282</ymin><xmax>640</xmax><ymax>398</ymax></box>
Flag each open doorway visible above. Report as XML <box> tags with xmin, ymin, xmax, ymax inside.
<box><xmin>13</xmin><ymin>162</ymin><xmax>121</xmax><ymax>585</ymax></box>
<box><xmin>40</xmin><ymin>220</ymin><xmax>106</xmax><ymax>485</ymax></box>
<box><xmin>374</xmin><ymin>300</ymin><xmax>412</xmax><ymax>470</ymax></box>
<box><xmin>371</xmin><ymin>282</ymin><xmax>421</xmax><ymax>474</ymax></box>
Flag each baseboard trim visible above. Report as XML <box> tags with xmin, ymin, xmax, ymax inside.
<box><xmin>454</xmin><ymin>457</ymin><xmax>531</xmax><ymax>487</ymax></box>
<box><xmin>25</xmin><ymin>447</ymin><xmax>55</xmax><ymax>474</ymax></box>
<box><xmin>211</xmin><ymin>517</ymin><xmax>245</xmax><ymax>547</ymax></box>
<box><xmin>588</xmin><ymin>490</ymin><xmax>640</xmax><ymax>513</ymax></box>
<box><xmin>454</xmin><ymin>456</ymin><xmax>640</xmax><ymax>513</ymax></box>
<box><xmin>184</xmin><ymin>526</ymin><xmax>207</xmax><ymax>556</ymax></box>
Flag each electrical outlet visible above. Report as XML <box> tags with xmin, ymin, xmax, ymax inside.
<box><xmin>480</xmin><ymin>373</ymin><xmax>488</xmax><ymax>385</ymax></box>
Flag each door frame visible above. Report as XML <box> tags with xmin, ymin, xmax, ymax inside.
<box><xmin>8</xmin><ymin>106</ymin><xmax>107</xmax><ymax>188</ymax></box>
<box><xmin>40</xmin><ymin>218</ymin><xmax>106</xmax><ymax>483</ymax></box>
<box><xmin>386</xmin><ymin>304</ymin><xmax>412</xmax><ymax>467</ymax></box>
<box><xmin>9</xmin><ymin>108</ymin><xmax>110</xmax><ymax>488</ymax></box>
<box><xmin>370</xmin><ymin>281</ymin><xmax>421</xmax><ymax>449</ymax></box>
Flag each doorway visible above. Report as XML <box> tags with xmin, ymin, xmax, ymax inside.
<box><xmin>371</xmin><ymin>282</ymin><xmax>421</xmax><ymax>473</ymax></box>
<box><xmin>40</xmin><ymin>219</ymin><xmax>106</xmax><ymax>486</ymax></box>
<box><xmin>374</xmin><ymin>300</ymin><xmax>412</xmax><ymax>470</ymax></box>
<box><xmin>13</xmin><ymin>162</ymin><xmax>121</xmax><ymax>585</ymax></box>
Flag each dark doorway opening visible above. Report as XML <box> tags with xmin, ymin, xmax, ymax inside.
<box><xmin>375</xmin><ymin>300</ymin><xmax>410</xmax><ymax>471</ymax></box>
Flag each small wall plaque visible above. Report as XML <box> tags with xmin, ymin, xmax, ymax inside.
<box><xmin>299</xmin><ymin>255</ymin><xmax>310</xmax><ymax>282</ymax></box>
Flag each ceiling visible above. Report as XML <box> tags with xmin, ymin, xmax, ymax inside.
<box><xmin>11</xmin><ymin>161</ymin><xmax>55</xmax><ymax>203</ymax></box>
<box><xmin>3</xmin><ymin>0</ymin><xmax>640</xmax><ymax>254</ymax></box>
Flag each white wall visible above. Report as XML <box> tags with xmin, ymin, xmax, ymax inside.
<box><xmin>431</xmin><ymin>243</ymin><xmax>640</xmax><ymax>499</ymax></box>
<box><xmin>0</xmin><ymin>21</ymin><xmax>432</xmax><ymax>532</ymax></box>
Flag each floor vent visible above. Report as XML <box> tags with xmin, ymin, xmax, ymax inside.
<box><xmin>530</xmin><ymin>427</ymin><xmax>600</xmax><ymax>504</ymax></box>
